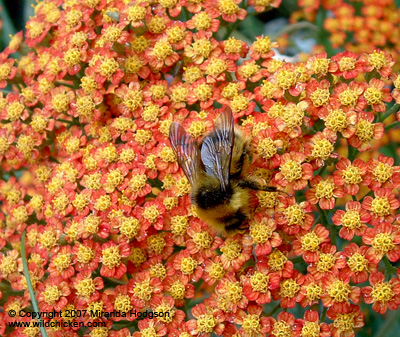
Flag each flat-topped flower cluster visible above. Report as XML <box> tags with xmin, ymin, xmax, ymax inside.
<box><xmin>0</xmin><ymin>0</ymin><xmax>400</xmax><ymax>337</ymax></box>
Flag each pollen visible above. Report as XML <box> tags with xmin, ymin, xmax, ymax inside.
<box><xmin>250</xmin><ymin>222</ymin><xmax>273</xmax><ymax>244</ymax></box>
<box><xmin>114</xmin><ymin>294</ymin><xmax>133</xmax><ymax>313</ymax></box>
<box><xmin>64</xmin><ymin>48</ymin><xmax>81</xmax><ymax>67</ymax></box>
<box><xmin>310</xmin><ymin>88</ymin><xmax>330</xmax><ymax>107</ymax></box>
<box><xmin>129</xmin><ymin>247</ymin><xmax>147</xmax><ymax>267</ymax></box>
<box><xmin>333</xmin><ymin>313</ymin><xmax>356</xmax><ymax>333</ymax></box>
<box><xmin>101</xmin><ymin>144</ymin><xmax>119</xmax><ymax>163</ymax></box>
<box><xmin>371</xmin><ymin>282</ymin><xmax>394</xmax><ymax>304</ymax></box>
<box><xmin>316</xmin><ymin>253</ymin><xmax>336</xmax><ymax>272</ymax></box>
<box><xmin>268</xmin><ymin>249</ymin><xmax>288</xmax><ymax>271</ymax></box>
<box><xmin>0</xmin><ymin>63</ymin><xmax>11</xmax><ymax>81</ymax></box>
<box><xmin>206</xmin><ymin>58</ymin><xmax>227</xmax><ymax>77</ymax></box>
<box><xmin>197</xmin><ymin>314</ymin><xmax>217</xmax><ymax>333</ymax></box>
<box><xmin>76</xmin><ymin>245</ymin><xmax>95</xmax><ymax>264</ymax></box>
<box><xmin>253</xmin><ymin>36</ymin><xmax>272</xmax><ymax>54</ymax></box>
<box><xmin>208</xmin><ymin>261</ymin><xmax>225</xmax><ymax>280</ymax></box>
<box><xmin>154</xmin><ymin>303</ymin><xmax>174</xmax><ymax>323</ymax></box>
<box><xmin>70</xmin><ymin>32</ymin><xmax>87</xmax><ymax>47</ymax></box>
<box><xmin>160</xmin><ymin>146</ymin><xmax>176</xmax><ymax>163</ymax></box>
<box><xmin>65</xmin><ymin>8</ymin><xmax>82</xmax><ymax>27</ymax></box>
<box><xmin>94</xmin><ymin>194</ymin><xmax>111</xmax><ymax>211</ymax></box>
<box><xmin>238</xmin><ymin>62</ymin><xmax>260</xmax><ymax>79</ymax></box>
<box><xmin>163</xmin><ymin>196</ymin><xmax>178</xmax><ymax>211</ymax></box>
<box><xmin>76</xmin><ymin>95</ymin><xmax>95</xmax><ymax>119</ymax></box>
<box><xmin>190</xmin><ymin>12</ymin><xmax>210</xmax><ymax>31</ymax></box>
<box><xmin>148</xmin><ymin>17</ymin><xmax>166</xmax><ymax>34</ymax></box>
<box><xmin>242</xmin><ymin>314</ymin><xmax>261</xmax><ymax>335</ymax></box>
<box><xmin>256</xmin><ymin>137</ymin><xmax>276</xmax><ymax>159</ymax></box>
<box><xmin>83</xmin><ymin>215</ymin><xmax>101</xmax><ymax>235</ymax></box>
<box><xmin>0</xmin><ymin>255</ymin><xmax>17</xmax><ymax>276</ymax></box>
<box><xmin>165</xmin><ymin>26</ymin><xmax>184</xmax><ymax>45</ymax></box>
<box><xmin>192</xmin><ymin>39</ymin><xmax>213</xmax><ymax>58</ymax></box>
<box><xmin>147</xmin><ymin>233</ymin><xmax>166</xmax><ymax>255</ymax></box>
<box><xmin>368</xmin><ymin>50</ymin><xmax>386</xmax><ymax>70</ymax></box>
<box><xmin>128</xmin><ymin>5</ymin><xmax>146</xmax><ymax>22</ymax></box>
<box><xmin>43</xmin><ymin>285</ymin><xmax>61</xmax><ymax>305</ymax></box>
<box><xmin>101</xmin><ymin>245</ymin><xmax>121</xmax><ymax>269</ymax></box>
<box><xmin>282</xmin><ymin>105</ymin><xmax>304</xmax><ymax>128</ymax></box>
<box><xmin>100</xmin><ymin>58</ymin><xmax>119</xmax><ymax>79</ymax></box>
<box><xmin>135</xmin><ymin>129</ymin><xmax>152</xmax><ymax>146</ymax></box>
<box><xmin>372</xmin><ymin>233</ymin><xmax>395</xmax><ymax>255</ymax></box>
<box><xmin>224</xmin><ymin>36</ymin><xmax>243</xmax><ymax>54</ymax></box>
<box><xmin>17</xmin><ymin>134</ymin><xmax>35</xmax><ymax>157</ymax></box>
<box><xmin>280</xmin><ymin>278</ymin><xmax>301</xmax><ymax>298</ymax></box>
<box><xmin>188</xmin><ymin>120</ymin><xmax>207</xmax><ymax>138</ymax></box>
<box><xmin>305</xmin><ymin>282</ymin><xmax>323</xmax><ymax>301</ymax></box>
<box><xmin>134</xmin><ymin>280</ymin><xmax>154</xmax><ymax>301</ymax></box>
<box><xmin>272</xmin><ymin>320</ymin><xmax>292</xmax><ymax>337</ymax></box>
<box><xmin>53</xmin><ymin>253</ymin><xmax>71</xmax><ymax>273</ymax></box>
<box><xmin>150</xmin><ymin>263</ymin><xmax>167</xmax><ymax>280</ymax></box>
<box><xmin>355</xmin><ymin>118</ymin><xmax>374</xmax><ymax>142</ymax></box>
<box><xmin>275</xmin><ymin>69</ymin><xmax>297</xmax><ymax>90</ymax></box>
<box><xmin>80</xmin><ymin>76</ymin><xmax>97</xmax><ymax>94</ymax></box>
<box><xmin>83</xmin><ymin>173</ymin><xmax>102</xmax><ymax>190</ymax></box>
<box><xmin>218</xmin><ymin>0</ymin><xmax>239</xmax><ymax>15</ymax></box>
<box><xmin>193</xmin><ymin>231</ymin><xmax>213</xmax><ymax>249</ymax></box>
<box><xmin>12</xmin><ymin>205</ymin><xmax>28</xmax><ymax>224</ymax></box>
<box><xmin>339</xmin><ymin>57</ymin><xmax>356</xmax><ymax>71</ymax></box>
<box><xmin>315</xmin><ymin>180</ymin><xmax>335</xmax><ymax>199</ymax></box>
<box><xmin>338</xmin><ymin>88</ymin><xmax>358</xmax><ymax>107</ymax></box>
<box><xmin>301</xmin><ymin>232</ymin><xmax>321</xmax><ymax>252</ymax></box>
<box><xmin>129</xmin><ymin>174</ymin><xmax>147</xmax><ymax>192</ymax></box>
<box><xmin>53</xmin><ymin>193</ymin><xmax>69</xmax><ymax>212</ymax></box>
<box><xmin>103</xmin><ymin>25</ymin><xmax>122</xmax><ymax>44</ymax></box>
<box><xmin>250</xmin><ymin>271</ymin><xmax>269</xmax><ymax>293</ymax></box>
<box><xmin>347</xmin><ymin>253</ymin><xmax>368</xmax><ymax>273</ymax></box>
<box><xmin>30</xmin><ymin>114</ymin><xmax>48</xmax><ymax>133</ymax></box>
<box><xmin>169</xmin><ymin>280</ymin><xmax>186</xmax><ymax>300</ymax></box>
<box><xmin>65</xmin><ymin>137</ymin><xmax>80</xmax><ymax>155</ymax></box>
<box><xmin>183</xmin><ymin>66</ymin><xmax>203</xmax><ymax>84</ymax></box>
<box><xmin>342</xmin><ymin>165</ymin><xmax>362</xmax><ymax>184</ymax></box>
<box><xmin>119</xmin><ymin>217</ymin><xmax>140</xmax><ymax>240</ymax></box>
<box><xmin>285</xmin><ymin>205</ymin><xmax>305</xmax><ymax>226</ymax></box>
<box><xmin>309</xmin><ymin>58</ymin><xmax>330</xmax><ymax>76</ymax></box>
<box><xmin>29</xmin><ymin>194</ymin><xmax>44</xmax><ymax>213</ymax></box>
<box><xmin>221</xmin><ymin>83</ymin><xmax>239</xmax><ymax>99</ymax></box>
<box><xmin>373</xmin><ymin>163</ymin><xmax>392</xmax><ymax>183</ymax></box>
<box><xmin>171</xmin><ymin>215</ymin><xmax>189</xmax><ymax>236</ymax></box>
<box><xmin>327</xmin><ymin>280</ymin><xmax>351</xmax><ymax>302</ymax></box>
<box><xmin>194</xmin><ymin>83</ymin><xmax>213</xmax><ymax>101</ymax></box>
<box><xmin>341</xmin><ymin>210</ymin><xmax>361</xmax><ymax>230</ymax></box>
<box><xmin>364</xmin><ymin>87</ymin><xmax>383</xmax><ymax>106</ymax></box>
<box><xmin>231</xmin><ymin>94</ymin><xmax>249</xmax><ymax>113</ymax></box>
<box><xmin>7</xmin><ymin>101</ymin><xmax>24</xmax><ymax>122</ymax></box>
<box><xmin>280</xmin><ymin>160</ymin><xmax>303</xmax><ymax>182</ymax></box>
<box><xmin>153</xmin><ymin>40</ymin><xmax>174</xmax><ymax>60</ymax></box>
<box><xmin>171</xmin><ymin>85</ymin><xmax>189</xmax><ymax>103</ymax></box>
<box><xmin>221</xmin><ymin>239</ymin><xmax>241</xmax><ymax>260</ymax></box>
<box><xmin>180</xmin><ymin>256</ymin><xmax>198</xmax><ymax>275</ymax></box>
<box><xmin>325</xmin><ymin>109</ymin><xmax>349</xmax><ymax>132</ymax></box>
<box><xmin>143</xmin><ymin>205</ymin><xmax>160</xmax><ymax>224</ymax></box>
<box><xmin>370</xmin><ymin>196</ymin><xmax>391</xmax><ymax>217</ymax></box>
<box><xmin>312</xmin><ymin>139</ymin><xmax>334</xmax><ymax>160</ymax></box>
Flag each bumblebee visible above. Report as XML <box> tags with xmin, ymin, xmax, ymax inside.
<box><xmin>169</xmin><ymin>108</ymin><xmax>277</xmax><ymax>235</ymax></box>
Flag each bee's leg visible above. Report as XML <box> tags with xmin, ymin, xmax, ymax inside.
<box><xmin>237</xmin><ymin>178</ymin><xmax>277</xmax><ymax>192</ymax></box>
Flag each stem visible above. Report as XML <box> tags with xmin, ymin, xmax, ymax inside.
<box><xmin>347</xmin><ymin>144</ymin><xmax>359</xmax><ymax>161</ymax></box>
<box><xmin>265</xmin><ymin>303</ymin><xmax>281</xmax><ymax>317</ymax></box>
<box><xmin>320</xmin><ymin>306</ymin><xmax>328</xmax><ymax>322</ymax></box>
<box><xmin>316</xmin><ymin>204</ymin><xmax>329</xmax><ymax>227</ymax></box>
<box><xmin>379</xmin><ymin>103</ymin><xmax>399</xmax><ymax>123</ymax></box>
<box><xmin>385</xmin><ymin>121</ymin><xmax>400</xmax><ymax>131</ymax></box>
<box><xmin>21</xmin><ymin>231</ymin><xmax>49</xmax><ymax>337</ymax></box>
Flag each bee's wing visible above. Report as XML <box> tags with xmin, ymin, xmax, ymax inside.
<box><xmin>169</xmin><ymin>122</ymin><xmax>201</xmax><ymax>187</ymax></box>
<box><xmin>200</xmin><ymin>108</ymin><xmax>234</xmax><ymax>192</ymax></box>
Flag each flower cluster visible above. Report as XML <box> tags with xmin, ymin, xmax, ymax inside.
<box><xmin>290</xmin><ymin>0</ymin><xmax>400</xmax><ymax>66</ymax></box>
<box><xmin>0</xmin><ymin>1</ymin><xmax>400</xmax><ymax>337</ymax></box>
